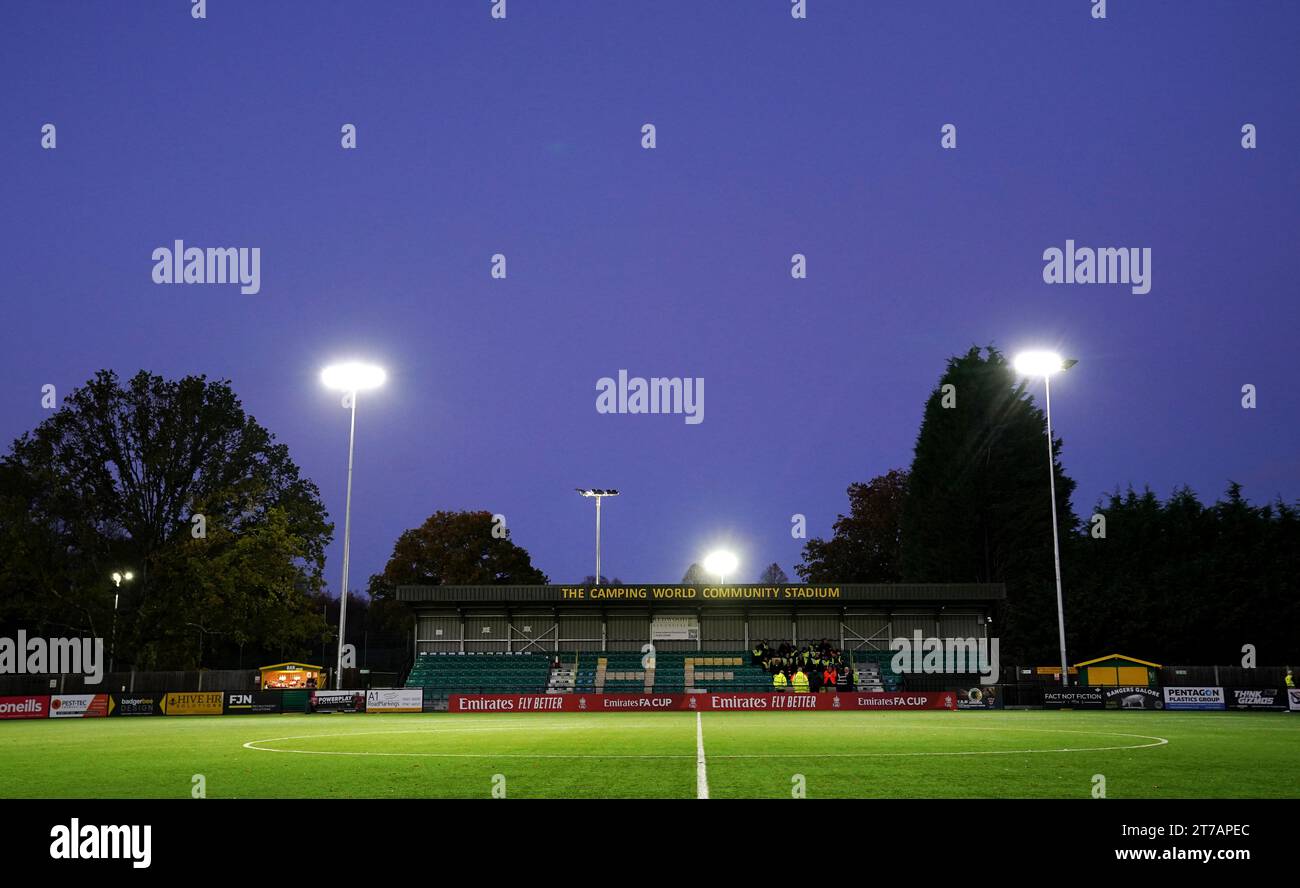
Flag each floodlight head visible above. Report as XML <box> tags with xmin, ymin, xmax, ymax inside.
<box><xmin>123</xmin><ymin>571</ymin><xmax>134</xmax><ymax>581</ymax></box>
<box><xmin>1013</xmin><ymin>351</ymin><xmax>1070</xmax><ymax>377</ymax></box>
<box><xmin>703</xmin><ymin>550</ymin><xmax>738</xmax><ymax>579</ymax></box>
<box><xmin>111</xmin><ymin>572</ymin><xmax>122</xmax><ymax>584</ymax></box>
<box><xmin>321</xmin><ymin>361</ymin><xmax>386</xmax><ymax>392</ymax></box>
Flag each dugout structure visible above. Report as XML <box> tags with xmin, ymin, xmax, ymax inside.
<box><xmin>397</xmin><ymin>583</ymin><xmax>1005</xmax><ymax>654</ymax></box>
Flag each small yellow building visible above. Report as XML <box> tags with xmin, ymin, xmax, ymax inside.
<box><xmin>1073</xmin><ymin>654</ymin><xmax>1162</xmax><ymax>688</ymax></box>
<box><xmin>259</xmin><ymin>662</ymin><xmax>325</xmax><ymax>690</ymax></box>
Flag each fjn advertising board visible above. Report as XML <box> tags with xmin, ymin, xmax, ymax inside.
<box><xmin>1162</xmin><ymin>686</ymin><xmax>1226</xmax><ymax>711</ymax></box>
<box><xmin>49</xmin><ymin>694</ymin><xmax>110</xmax><ymax>718</ymax></box>
<box><xmin>223</xmin><ymin>691</ymin><xmax>282</xmax><ymax>715</ymax></box>
<box><xmin>447</xmin><ymin>691</ymin><xmax>956</xmax><ymax>713</ymax></box>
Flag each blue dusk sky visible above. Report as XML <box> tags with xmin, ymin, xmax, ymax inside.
<box><xmin>2</xmin><ymin>1</ymin><xmax>1297</xmax><ymax>589</ymax></box>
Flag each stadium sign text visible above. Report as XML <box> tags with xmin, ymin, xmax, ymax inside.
<box><xmin>0</xmin><ymin>632</ymin><xmax>104</xmax><ymax>684</ymax></box>
<box><xmin>559</xmin><ymin>585</ymin><xmax>842</xmax><ymax>600</ymax></box>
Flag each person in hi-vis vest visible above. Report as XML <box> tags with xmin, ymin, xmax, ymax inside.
<box><xmin>792</xmin><ymin>667</ymin><xmax>810</xmax><ymax>694</ymax></box>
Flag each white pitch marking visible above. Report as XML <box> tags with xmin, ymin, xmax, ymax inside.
<box><xmin>696</xmin><ymin>711</ymin><xmax>709</xmax><ymax>799</ymax></box>
<box><xmin>241</xmin><ymin>722</ymin><xmax>1168</xmax><ymax>760</ymax></box>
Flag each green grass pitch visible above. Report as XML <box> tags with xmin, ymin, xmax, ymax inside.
<box><xmin>1</xmin><ymin>710</ymin><xmax>1296</xmax><ymax>799</ymax></box>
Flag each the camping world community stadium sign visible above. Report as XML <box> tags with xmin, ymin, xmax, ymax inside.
<box><xmin>396</xmin><ymin>583</ymin><xmax>1006</xmax><ymax>606</ymax></box>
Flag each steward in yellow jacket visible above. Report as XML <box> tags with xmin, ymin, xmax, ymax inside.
<box><xmin>792</xmin><ymin>668</ymin><xmax>810</xmax><ymax>693</ymax></box>
<box><xmin>773</xmin><ymin>671</ymin><xmax>788</xmax><ymax>691</ymax></box>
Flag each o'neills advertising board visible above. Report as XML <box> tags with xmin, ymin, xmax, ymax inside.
<box><xmin>110</xmin><ymin>694</ymin><xmax>161</xmax><ymax>716</ymax></box>
<box><xmin>1042</xmin><ymin>689</ymin><xmax>1105</xmax><ymax>709</ymax></box>
<box><xmin>1103</xmin><ymin>686</ymin><xmax>1163</xmax><ymax>710</ymax></box>
<box><xmin>309</xmin><ymin>690</ymin><xmax>365</xmax><ymax>713</ymax></box>
<box><xmin>223</xmin><ymin>691</ymin><xmax>283</xmax><ymax>715</ymax></box>
<box><xmin>1162</xmin><ymin>686</ymin><xmax>1226</xmax><ymax>711</ymax></box>
<box><xmin>0</xmin><ymin>695</ymin><xmax>49</xmax><ymax>719</ymax></box>
<box><xmin>447</xmin><ymin>692</ymin><xmax>956</xmax><ymax>713</ymax></box>
<box><xmin>1227</xmin><ymin>688</ymin><xmax>1286</xmax><ymax>711</ymax></box>
<box><xmin>49</xmin><ymin>694</ymin><xmax>110</xmax><ymax>718</ymax></box>
<box><xmin>162</xmin><ymin>692</ymin><xmax>224</xmax><ymax>716</ymax></box>
<box><xmin>366</xmin><ymin>689</ymin><xmax>423</xmax><ymax>712</ymax></box>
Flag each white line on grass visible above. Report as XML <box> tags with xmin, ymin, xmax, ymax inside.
<box><xmin>696</xmin><ymin>711</ymin><xmax>709</xmax><ymax>799</ymax></box>
<box><xmin>241</xmin><ymin>723</ymin><xmax>1168</xmax><ymax>760</ymax></box>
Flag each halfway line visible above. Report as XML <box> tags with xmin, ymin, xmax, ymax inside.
<box><xmin>696</xmin><ymin>711</ymin><xmax>709</xmax><ymax>799</ymax></box>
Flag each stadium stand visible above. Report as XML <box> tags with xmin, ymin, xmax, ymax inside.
<box><xmin>407</xmin><ymin>652</ymin><xmax>551</xmax><ymax>710</ymax></box>
<box><xmin>403</xmin><ymin>647</ymin><xmax>910</xmax><ymax>708</ymax></box>
<box><xmin>397</xmin><ymin>583</ymin><xmax>1000</xmax><ymax>706</ymax></box>
<box><xmin>852</xmin><ymin>651</ymin><xmax>901</xmax><ymax>691</ymax></box>
<box><xmin>408</xmin><ymin>649</ymin><xmax>806</xmax><ymax>703</ymax></box>
<box><xmin>570</xmin><ymin>651</ymin><xmax>772</xmax><ymax>694</ymax></box>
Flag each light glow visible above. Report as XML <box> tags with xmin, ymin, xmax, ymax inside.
<box><xmin>321</xmin><ymin>361</ymin><xmax>386</xmax><ymax>392</ymax></box>
<box><xmin>703</xmin><ymin>550</ymin><xmax>739</xmax><ymax>580</ymax></box>
<box><xmin>1013</xmin><ymin>350</ymin><xmax>1065</xmax><ymax>377</ymax></box>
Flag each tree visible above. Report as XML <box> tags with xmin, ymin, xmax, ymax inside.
<box><xmin>368</xmin><ymin>510</ymin><xmax>548</xmax><ymax>603</ymax></box>
<box><xmin>681</xmin><ymin>562</ymin><xmax>707</xmax><ymax>585</ymax></box>
<box><xmin>0</xmin><ymin>370</ymin><xmax>332</xmax><ymax>669</ymax></box>
<box><xmin>758</xmin><ymin>563</ymin><xmax>790</xmax><ymax>585</ymax></box>
<box><xmin>1066</xmin><ymin>483</ymin><xmax>1300</xmax><ymax>665</ymax></box>
<box><xmin>581</xmin><ymin>575</ymin><xmax>623</xmax><ymax>585</ymax></box>
<box><xmin>899</xmin><ymin>347</ymin><xmax>1078</xmax><ymax>662</ymax></box>
<box><xmin>797</xmin><ymin>470</ymin><xmax>908</xmax><ymax>582</ymax></box>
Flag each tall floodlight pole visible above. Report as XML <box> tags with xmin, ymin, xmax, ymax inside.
<box><xmin>322</xmin><ymin>361</ymin><xmax>386</xmax><ymax>689</ymax></box>
<box><xmin>109</xmin><ymin>570</ymin><xmax>133</xmax><ymax>673</ymax></box>
<box><xmin>576</xmin><ymin>489</ymin><xmax>620</xmax><ymax>585</ymax></box>
<box><xmin>1013</xmin><ymin>351</ymin><xmax>1076</xmax><ymax>687</ymax></box>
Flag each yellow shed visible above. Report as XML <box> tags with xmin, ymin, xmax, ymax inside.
<box><xmin>1073</xmin><ymin>654</ymin><xmax>1162</xmax><ymax>687</ymax></box>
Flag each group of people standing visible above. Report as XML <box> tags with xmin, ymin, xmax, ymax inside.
<box><xmin>751</xmin><ymin>640</ymin><xmax>854</xmax><ymax>693</ymax></box>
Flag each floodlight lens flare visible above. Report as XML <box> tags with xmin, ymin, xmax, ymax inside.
<box><xmin>321</xmin><ymin>362</ymin><xmax>386</xmax><ymax>392</ymax></box>
<box><xmin>703</xmin><ymin>550</ymin><xmax>738</xmax><ymax>578</ymax></box>
<box><xmin>1013</xmin><ymin>351</ymin><xmax>1065</xmax><ymax>377</ymax></box>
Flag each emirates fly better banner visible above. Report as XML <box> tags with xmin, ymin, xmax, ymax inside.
<box><xmin>448</xmin><ymin>691</ymin><xmax>956</xmax><ymax>712</ymax></box>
